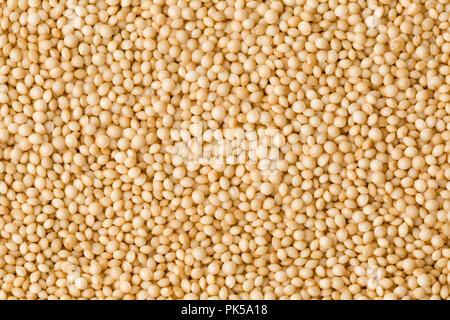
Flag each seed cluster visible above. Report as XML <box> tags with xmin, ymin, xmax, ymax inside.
<box><xmin>0</xmin><ymin>0</ymin><xmax>449</xmax><ymax>300</ymax></box>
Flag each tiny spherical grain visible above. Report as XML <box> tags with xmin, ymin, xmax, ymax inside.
<box><xmin>0</xmin><ymin>0</ymin><xmax>447</xmax><ymax>302</ymax></box>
